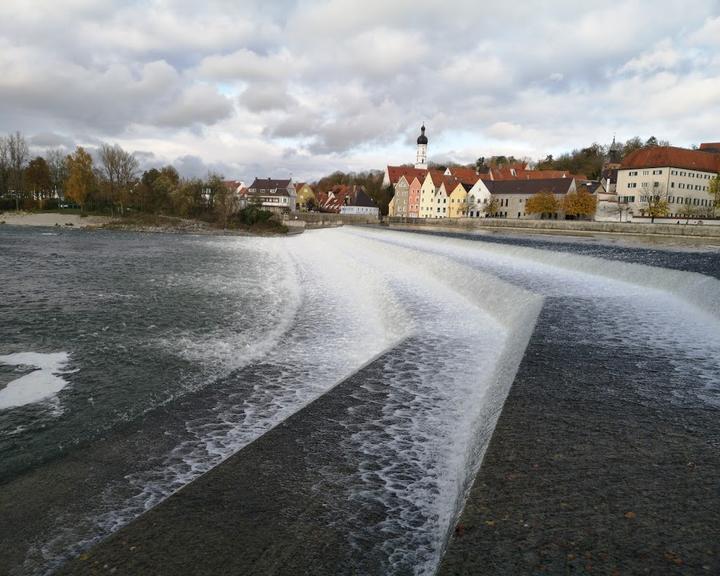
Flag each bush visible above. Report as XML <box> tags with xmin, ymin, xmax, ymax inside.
<box><xmin>236</xmin><ymin>205</ymin><xmax>274</xmax><ymax>226</ymax></box>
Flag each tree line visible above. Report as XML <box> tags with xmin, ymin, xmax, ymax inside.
<box><xmin>0</xmin><ymin>131</ymin><xmax>238</xmax><ymax>222</ymax></box>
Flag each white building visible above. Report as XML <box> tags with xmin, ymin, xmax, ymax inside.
<box><xmin>415</xmin><ymin>124</ymin><xmax>428</xmax><ymax>169</ymax></box>
<box><xmin>245</xmin><ymin>178</ymin><xmax>297</xmax><ymax>212</ymax></box>
<box><xmin>616</xmin><ymin>146</ymin><xmax>719</xmax><ymax>218</ymax></box>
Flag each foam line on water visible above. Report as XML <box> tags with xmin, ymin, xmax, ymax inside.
<box><xmin>0</xmin><ymin>352</ymin><xmax>71</xmax><ymax>410</ymax></box>
<box><xmin>318</xmin><ymin>231</ymin><xmax>543</xmax><ymax>574</ymax></box>
<box><xmin>353</xmin><ymin>227</ymin><xmax>720</xmax><ymax>321</ymax></box>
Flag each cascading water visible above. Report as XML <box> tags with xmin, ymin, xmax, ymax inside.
<box><xmin>1</xmin><ymin>225</ymin><xmax>719</xmax><ymax>576</ymax></box>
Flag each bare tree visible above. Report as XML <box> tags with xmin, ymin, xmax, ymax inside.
<box><xmin>47</xmin><ymin>149</ymin><xmax>68</xmax><ymax>200</ymax></box>
<box><xmin>0</xmin><ymin>136</ymin><xmax>9</xmax><ymax>198</ymax></box>
<box><xmin>100</xmin><ymin>143</ymin><xmax>139</xmax><ymax>215</ymax></box>
<box><xmin>639</xmin><ymin>182</ymin><xmax>669</xmax><ymax>223</ymax></box>
<box><xmin>8</xmin><ymin>132</ymin><xmax>29</xmax><ymax>210</ymax></box>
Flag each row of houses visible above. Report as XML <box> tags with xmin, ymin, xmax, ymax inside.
<box><xmin>386</xmin><ymin>165</ymin><xmax>610</xmax><ymax>221</ymax></box>
<box><xmin>386</xmin><ymin>125</ymin><xmax>720</xmax><ymax>222</ymax></box>
<box><xmin>226</xmin><ymin>178</ymin><xmax>380</xmax><ymax>216</ymax></box>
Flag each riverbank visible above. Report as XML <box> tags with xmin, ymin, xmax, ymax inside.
<box><xmin>0</xmin><ymin>211</ymin><xmax>110</xmax><ymax>228</ymax></box>
<box><xmin>0</xmin><ymin>212</ymin><xmax>295</xmax><ymax>236</ymax></box>
<box><xmin>386</xmin><ymin>216</ymin><xmax>720</xmax><ymax>242</ymax></box>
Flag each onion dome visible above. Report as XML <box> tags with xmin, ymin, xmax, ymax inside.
<box><xmin>417</xmin><ymin>124</ymin><xmax>428</xmax><ymax>145</ymax></box>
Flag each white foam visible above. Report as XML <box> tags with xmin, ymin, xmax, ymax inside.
<box><xmin>0</xmin><ymin>352</ymin><xmax>71</xmax><ymax>409</ymax></box>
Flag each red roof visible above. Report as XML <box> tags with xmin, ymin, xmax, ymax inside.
<box><xmin>441</xmin><ymin>176</ymin><xmax>463</xmax><ymax>195</ymax></box>
<box><xmin>488</xmin><ymin>168</ymin><xmax>582</xmax><ymax>181</ymax></box>
<box><xmin>386</xmin><ymin>166</ymin><xmax>428</xmax><ymax>185</ymax></box>
<box><xmin>699</xmin><ymin>142</ymin><xmax>720</xmax><ymax>151</ymax></box>
<box><xmin>427</xmin><ymin>169</ymin><xmax>444</xmax><ymax>187</ymax></box>
<box><xmin>621</xmin><ymin>146</ymin><xmax>720</xmax><ymax>172</ymax></box>
<box><xmin>448</xmin><ymin>167</ymin><xmax>481</xmax><ymax>185</ymax></box>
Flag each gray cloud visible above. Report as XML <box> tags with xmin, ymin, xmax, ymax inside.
<box><xmin>0</xmin><ymin>0</ymin><xmax>718</xmax><ymax>181</ymax></box>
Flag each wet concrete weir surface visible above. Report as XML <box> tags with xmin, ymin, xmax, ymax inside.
<box><xmin>2</xmin><ymin>226</ymin><xmax>720</xmax><ymax>575</ymax></box>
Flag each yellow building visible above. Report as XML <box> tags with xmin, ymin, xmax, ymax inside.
<box><xmin>446</xmin><ymin>180</ymin><xmax>469</xmax><ymax>218</ymax></box>
<box><xmin>295</xmin><ymin>183</ymin><xmax>316</xmax><ymax>210</ymax></box>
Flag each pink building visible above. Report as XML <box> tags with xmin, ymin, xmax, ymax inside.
<box><xmin>408</xmin><ymin>176</ymin><xmax>422</xmax><ymax>218</ymax></box>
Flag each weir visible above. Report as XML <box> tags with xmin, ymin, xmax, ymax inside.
<box><xmin>2</xmin><ymin>227</ymin><xmax>719</xmax><ymax>575</ymax></box>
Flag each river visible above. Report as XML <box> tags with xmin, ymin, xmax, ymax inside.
<box><xmin>1</xmin><ymin>225</ymin><xmax>719</xmax><ymax>575</ymax></box>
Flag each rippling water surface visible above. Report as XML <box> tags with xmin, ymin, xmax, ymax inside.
<box><xmin>1</xmin><ymin>225</ymin><xmax>719</xmax><ymax>576</ymax></box>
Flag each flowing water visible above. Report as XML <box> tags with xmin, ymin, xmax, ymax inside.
<box><xmin>1</xmin><ymin>225</ymin><xmax>719</xmax><ymax>575</ymax></box>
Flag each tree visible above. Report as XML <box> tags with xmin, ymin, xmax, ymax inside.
<box><xmin>214</xmin><ymin>180</ymin><xmax>238</xmax><ymax>228</ymax></box>
<box><xmin>47</xmin><ymin>149</ymin><xmax>68</xmax><ymax>200</ymax></box>
<box><xmin>562</xmin><ymin>189</ymin><xmax>597</xmax><ymax>220</ymax></box>
<box><xmin>525</xmin><ymin>191</ymin><xmax>559</xmax><ymax>218</ymax></box>
<box><xmin>25</xmin><ymin>157</ymin><xmax>52</xmax><ymax>206</ymax></box>
<box><xmin>709</xmin><ymin>174</ymin><xmax>720</xmax><ymax>217</ymax></box>
<box><xmin>0</xmin><ymin>137</ymin><xmax>9</xmax><ymax>197</ymax></box>
<box><xmin>639</xmin><ymin>183</ymin><xmax>668</xmax><ymax>223</ymax></box>
<box><xmin>99</xmin><ymin>143</ymin><xmax>139</xmax><ymax>215</ymax></box>
<box><xmin>7</xmin><ymin>131</ymin><xmax>29</xmax><ymax>209</ymax></box>
<box><xmin>65</xmin><ymin>147</ymin><xmax>95</xmax><ymax>210</ymax></box>
<box><xmin>483</xmin><ymin>197</ymin><xmax>499</xmax><ymax>217</ymax></box>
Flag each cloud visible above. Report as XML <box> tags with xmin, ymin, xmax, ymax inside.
<box><xmin>0</xmin><ymin>0</ymin><xmax>719</xmax><ymax>181</ymax></box>
<box><xmin>618</xmin><ymin>40</ymin><xmax>681</xmax><ymax>75</ymax></box>
<box><xmin>238</xmin><ymin>85</ymin><xmax>298</xmax><ymax>113</ymax></box>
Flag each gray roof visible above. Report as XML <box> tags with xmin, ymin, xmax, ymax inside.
<box><xmin>576</xmin><ymin>180</ymin><xmax>604</xmax><ymax>194</ymax></box>
<box><xmin>349</xmin><ymin>186</ymin><xmax>377</xmax><ymax>207</ymax></box>
<box><xmin>485</xmin><ymin>178</ymin><xmax>574</xmax><ymax>196</ymax></box>
<box><xmin>249</xmin><ymin>178</ymin><xmax>292</xmax><ymax>191</ymax></box>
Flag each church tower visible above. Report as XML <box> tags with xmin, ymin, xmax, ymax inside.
<box><xmin>415</xmin><ymin>124</ymin><xmax>428</xmax><ymax>169</ymax></box>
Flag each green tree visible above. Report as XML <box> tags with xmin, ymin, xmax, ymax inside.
<box><xmin>65</xmin><ymin>147</ymin><xmax>95</xmax><ymax>211</ymax></box>
<box><xmin>525</xmin><ymin>191</ymin><xmax>558</xmax><ymax>218</ymax></box>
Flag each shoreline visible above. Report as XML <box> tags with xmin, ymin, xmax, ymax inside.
<box><xmin>382</xmin><ymin>222</ymin><xmax>720</xmax><ymax>250</ymax></box>
<box><xmin>0</xmin><ymin>212</ymin><xmax>300</xmax><ymax>236</ymax></box>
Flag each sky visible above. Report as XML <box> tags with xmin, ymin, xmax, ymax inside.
<box><xmin>1</xmin><ymin>0</ymin><xmax>720</xmax><ymax>182</ymax></box>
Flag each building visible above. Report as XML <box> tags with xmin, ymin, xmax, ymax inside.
<box><xmin>485</xmin><ymin>178</ymin><xmax>577</xmax><ymax>219</ymax></box>
<box><xmin>415</xmin><ymin>124</ymin><xmax>428</xmax><ymax>169</ymax></box>
<box><xmin>339</xmin><ymin>185</ymin><xmax>380</xmax><ymax>217</ymax></box>
<box><xmin>444</xmin><ymin>167</ymin><xmax>492</xmax><ymax>217</ymax></box>
<box><xmin>295</xmin><ymin>183</ymin><xmax>315</xmax><ymax>210</ymax></box>
<box><xmin>419</xmin><ymin>170</ymin><xmax>445</xmax><ymax>218</ymax></box>
<box><xmin>616</xmin><ymin>145</ymin><xmax>720</xmax><ymax>218</ymax></box>
<box><xmin>408</xmin><ymin>176</ymin><xmax>422</xmax><ymax>218</ymax></box>
<box><xmin>245</xmin><ymin>178</ymin><xmax>297</xmax><ymax>212</ymax></box>
<box><xmin>389</xmin><ymin>175</ymin><xmax>412</xmax><ymax>217</ymax></box>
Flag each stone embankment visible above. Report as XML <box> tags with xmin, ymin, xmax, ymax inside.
<box><xmin>285</xmin><ymin>212</ymin><xmax>380</xmax><ymax>229</ymax></box>
<box><xmin>387</xmin><ymin>216</ymin><xmax>720</xmax><ymax>239</ymax></box>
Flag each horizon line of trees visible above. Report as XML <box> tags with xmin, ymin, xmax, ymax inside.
<box><xmin>0</xmin><ymin>131</ymin><xmax>241</xmax><ymax>223</ymax></box>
